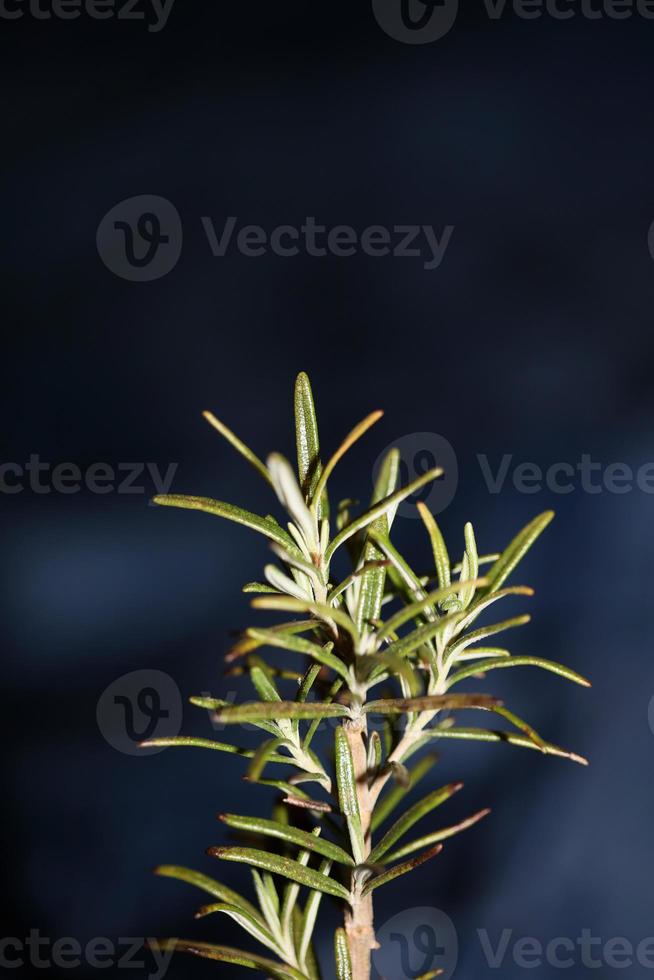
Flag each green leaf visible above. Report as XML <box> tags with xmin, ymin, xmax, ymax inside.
<box><xmin>294</xmin><ymin>372</ymin><xmax>323</xmax><ymax>505</ymax></box>
<box><xmin>298</xmin><ymin>859</ymin><xmax>332</xmax><ymax>973</ymax></box>
<box><xmin>445</xmin><ymin>614</ymin><xmax>532</xmax><ymax>662</ymax></box>
<box><xmin>367</xmin><ymin>531</ymin><xmax>428</xmax><ymax>601</ymax></box>
<box><xmin>326</xmin><ymin>467</ymin><xmax>444</xmax><ymax>563</ymax></box>
<box><xmin>208</xmin><ymin>847</ymin><xmax>350</xmax><ymax>902</ymax></box>
<box><xmin>417</xmin><ymin>502</ymin><xmax>451</xmax><ymax>591</ymax></box>
<box><xmin>377</xmin><ymin>578</ymin><xmax>488</xmax><ymax>642</ymax></box>
<box><xmin>147</xmin><ymin>940</ymin><xmax>304</xmax><ymax>979</ymax></box>
<box><xmin>268</xmin><ymin>453</ymin><xmax>320</xmax><ymax>552</ymax></box>
<box><xmin>247</xmin><ymin>629</ymin><xmax>350</xmax><ymax>683</ymax></box>
<box><xmin>446</xmin><ymin>656</ymin><xmax>591</xmax><ymax>690</ymax></box>
<box><xmin>483</xmin><ymin>510</ymin><xmax>554</xmax><ymax>594</ymax></box>
<box><xmin>219</xmin><ymin>814</ymin><xmax>354</xmax><ymax>866</ymax></box>
<box><xmin>364</xmin><ymin>694</ymin><xmax>499</xmax><ymax>715</ymax></box>
<box><xmin>250</xmin><ymin>664</ymin><xmax>282</xmax><ymax>703</ymax></box>
<box><xmin>311</xmin><ymin>410</ymin><xmax>384</xmax><ymax>511</ymax></box>
<box><xmin>138</xmin><ymin>736</ymin><xmax>288</xmax><ymax>764</ymax></box>
<box><xmin>372</xmin><ymin>753</ymin><xmax>439</xmax><ymax>831</ymax></box>
<box><xmin>152</xmin><ymin>495</ymin><xmax>297</xmax><ymax>551</ymax></box>
<box><xmin>334</xmin><ymin>928</ymin><xmax>353</xmax><ymax>980</ymax></box>
<box><xmin>431</xmin><ymin>726</ymin><xmax>588</xmax><ymax>765</ymax></box>
<box><xmin>383</xmin><ymin>608</ymin><xmax>470</xmax><ymax>662</ymax></box>
<box><xmin>251</xmin><ymin>596</ymin><xmax>360</xmax><ymax>645</ymax></box>
<box><xmin>213</xmin><ymin>701</ymin><xmax>350</xmax><ymax>724</ymax></box>
<box><xmin>335</xmin><ymin>726</ymin><xmax>365</xmax><ymax>865</ymax></box>
<box><xmin>381</xmin><ymin>807</ymin><xmax>491</xmax><ymax>863</ymax></box>
<box><xmin>368</xmin><ymin>782</ymin><xmax>464</xmax><ymax>863</ymax></box>
<box><xmin>361</xmin><ymin>844</ymin><xmax>442</xmax><ymax>896</ymax></box>
<box><xmin>194</xmin><ymin>902</ymin><xmax>283</xmax><ymax>957</ymax></box>
<box><xmin>247</xmin><ymin>738</ymin><xmax>293</xmax><ymax>782</ymax></box>
<box><xmin>153</xmin><ymin>866</ymin><xmax>261</xmax><ymax>922</ymax></box>
<box><xmin>304</xmin><ymin>678</ymin><xmax>344</xmax><ymax>750</ymax></box>
<box><xmin>202</xmin><ymin>410</ymin><xmax>272</xmax><ymax>487</ymax></box>
<box><xmin>242</xmin><ymin>581</ymin><xmax>279</xmax><ymax>594</ymax></box>
<box><xmin>355</xmin><ymin>447</ymin><xmax>400</xmax><ymax>632</ymax></box>
<box><xmin>458</xmin><ymin>586</ymin><xmax>534</xmax><ymax>631</ymax></box>
<box><xmin>458</xmin><ymin>522</ymin><xmax>479</xmax><ymax>608</ymax></box>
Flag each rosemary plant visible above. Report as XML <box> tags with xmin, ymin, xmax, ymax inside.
<box><xmin>144</xmin><ymin>373</ymin><xmax>588</xmax><ymax>980</ymax></box>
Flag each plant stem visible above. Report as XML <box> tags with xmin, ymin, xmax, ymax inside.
<box><xmin>343</xmin><ymin>717</ymin><xmax>377</xmax><ymax>979</ymax></box>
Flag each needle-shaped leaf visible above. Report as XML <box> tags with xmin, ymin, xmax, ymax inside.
<box><xmin>377</xmin><ymin>578</ymin><xmax>488</xmax><ymax>642</ymax></box>
<box><xmin>381</xmin><ymin>808</ymin><xmax>491</xmax><ymax>863</ymax></box>
<box><xmin>326</xmin><ymin>468</ymin><xmax>444</xmax><ymax>563</ymax></box>
<box><xmin>153</xmin><ymin>866</ymin><xmax>261</xmax><ymax>922</ymax></box>
<box><xmin>219</xmin><ymin>814</ymin><xmax>354</xmax><ymax>866</ymax></box>
<box><xmin>251</xmin><ymin>870</ymin><xmax>282</xmax><ymax>940</ymax></box>
<box><xmin>334</xmin><ymin>928</ymin><xmax>353</xmax><ymax>980</ymax></box>
<box><xmin>304</xmin><ymin>678</ymin><xmax>344</xmax><ymax>750</ymax></box>
<box><xmin>213</xmin><ymin>701</ymin><xmax>350</xmax><ymax>724</ymax></box>
<box><xmin>251</xmin><ymin>596</ymin><xmax>360</xmax><ymax>644</ymax></box>
<box><xmin>310</xmin><ymin>410</ymin><xmax>384</xmax><ymax>511</ymax></box>
<box><xmin>446</xmin><ymin>657</ymin><xmax>591</xmax><ymax>690</ymax></box>
<box><xmin>364</xmin><ymin>694</ymin><xmax>500</xmax><ymax>715</ymax></box>
<box><xmin>445</xmin><ymin>614</ymin><xmax>532</xmax><ymax>662</ymax></box>
<box><xmin>194</xmin><ymin>902</ymin><xmax>283</xmax><ymax>957</ymax></box>
<box><xmin>202</xmin><ymin>410</ymin><xmax>272</xmax><ymax>487</ymax></box>
<box><xmin>371</xmin><ymin>753</ymin><xmax>439</xmax><ymax>831</ymax></box>
<box><xmin>250</xmin><ymin>664</ymin><xmax>282</xmax><ymax>703</ymax></box>
<box><xmin>148</xmin><ymin>940</ymin><xmax>305</xmax><ymax>980</ymax></box>
<box><xmin>247</xmin><ymin>629</ymin><xmax>350</xmax><ymax>683</ymax></box>
<box><xmin>482</xmin><ymin>510</ymin><xmax>554</xmax><ymax>594</ymax></box>
<box><xmin>427</xmin><ymin>726</ymin><xmax>588</xmax><ymax>764</ymax></box>
<box><xmin>457</xmin><ymin>586</ymin><xmax>534</xmax><ymax>632</ymax></box>
<box><xmin>294</xmin><ymin>372</ymin><xmax>323</xmax><ymax>504</ymax></box>
<box><xmin>268</xmin><ymin>453</ymin><xmax>319</xmax><ymax>552</ymax></box>
<box><xmin>362</xmin><ymin>844</ymin><xmax>443</xmax><ymax>896</ymax></box>
<box><xmin>298</xmin><ymin>859</ymin><xmax>332</xmax><ymax>973</ymax></box>
<box><xmin>139</xmin><ymin>736</ymin><xmax>290</xmax><ymax>765</ymax></box>
<box><xmin>335</xmin><ymin>726</ymin><xmax>365</xmax><ymax>864</ymax></box>
<box><xmin>152</xmin><ymin>495</ymin><xmax>298</xmax><ymax>551</ymax></box>
<box><xmin>355</xmin><ymin>447</ymin><xmax>400</xmax><ymax>632</ymax></box>
<box><xmin>367</xmin><ymin>530</ymin><xmax>428</xmax><ymax>601</ymax></box>
<box><xmin>247</xmin><ymin>738</ymin><xmax>293</xmax><ymax>782</ymax></box>
<box><xmin>242</xmin><ymin>581</ymin><xmax>280</xmax><ymax>594</ymax></box>
<box><xmin>458</xmin><ymin>522</ymin><xmax>479</xmax><ymax>608</ymax></box>
<box><xmin>417</xmin><ymin>502</ymin><xmax>451</xmax><ymax>591</ymax></box>
<box><xmin>368</xmin><ymin>782</ymin><xmax>464</xmax><ymax>863</ymax></box>
<box><xmin>383</xmin><ymin>608</ymin><xmax>470</xmax><ymax>662</ymax></box>
<box><xmin>226</xmin><ymin>619</ymin><xmax>317</xmax><ymax>663</ymax></box>
<box><xmin>208</xmin><ymin>847</ymin><xmax>350</xmax><ymax>902</ymax></box>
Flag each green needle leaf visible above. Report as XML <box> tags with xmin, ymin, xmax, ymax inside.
<box><xmin>147</xmin><ymin>940</ymin><xmax>305</xmax><ymax>979</ymax></box>
<box><xmin>482</xmin><ymin>510</ymin><xmax>554</xmax><ymax>594</ymax></box>
<box><xmin>152</xmin><ymin>495</ymin><xmax>298</xmax><ymax>551</ymax></box>
<box><xmin>326</xmin><ymin>468</ymin><xmax>444</xmax><ymax>563</ymax></box>
<box><xmin>153</xmin><ymin>866</ymin><xmax>261</xmax><ymax>922</ymax></box>
<box><xmin>139</xmin><ymin>736</ymin><xmax>291</xmax><ymax>766</ymax></box>
<box><xmin>364</xmin><ymin>694</ymin><xmax>500</xmax><ymax>715</ymax></box>
<box><xmin>335</xmin><ymin>726</ymin><xmax>365</xmax><ymax>865</ymax></box>
<box><xmin>294</xmin><ymin>371</ymin><xmax>324</xmax><ymax>506</ymax></box>
<box><xmin>219</xmin><ymin>814</ymin><xmax>354</xmax><ymax>866</ymax></box>
<box><xmin>446</xmin><ymin>656</ymin><xmax>591</xmax><ymax>690</ymax></box>
<box><xmin>311</xmin><ymin>410</ymin><xmax>384</xmax><ymax>510</ymax></box>
<box><xmin>247</xmin><ymin>629</ymin><xmax>351</xmax><ymax>683</ymax></box>
<box><xmin>381</xmin><ymin>807</ymin><xmax>491</xmax><ymax>863</ymax></box>
<box><xmin>193</xmin><ymin>902</ymin><xmax>283</xmax><ymax>957</ymax></box>
<box><xmin>417</xmin><ymin>502</ymin><xmax>451</xmax><ymax>590</ymax></box>
<box><xmin>247</xmin><ymin>738</ymin><xmax>293</xmax><ymax>782</ymax></box>
<box><xmin>202</xmin><ymin>410</ymin><xmax>272</xmax><ymax>487</ymax></box>
<box><xmin>368</xmin><ymin>782</ymin><xmax>464</xmax><ymax>863</ymax></box>
<box><xmin>372</xmin><ymin>753</ymin><xmax>439</xmax><ymax>831</ymax></box>
<box><xmin>362</xmin><ymin>843</ymin><xmax>443</xmax><ymax>896</ymax></box>
<box><xmin>431</xmin><ymin>727</ymin><xmax>589</xmax><ymax>765</ymax></box>
<box><xmin>355</xmin><ymin>447</ymin><xmax>400</xmax><ymax>632</ymax></box>
<box><xmin>208</xmin><ymin>847</ymin><xmax>350</xmax><ymax>902</ymax></box>
<box><xmin>334</xmin><ymin>928</ymin><xmax>353</xmax><ymax>980</ymax></box>
<box><xmin>213</xmin><ymin>701</ymin><xmax>350</xmax><ymax>724</ymax></box>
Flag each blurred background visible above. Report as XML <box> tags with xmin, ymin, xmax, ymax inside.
<box><xmin>3</xmin><ymin>1</ymin><xmax>654</xmax><ymax>976</ymax></box>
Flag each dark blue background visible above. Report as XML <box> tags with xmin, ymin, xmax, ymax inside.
<box><xmin>3</xmin><ymin>2</ymin><xmax>654</xmax><ymax>977</ymax></box>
